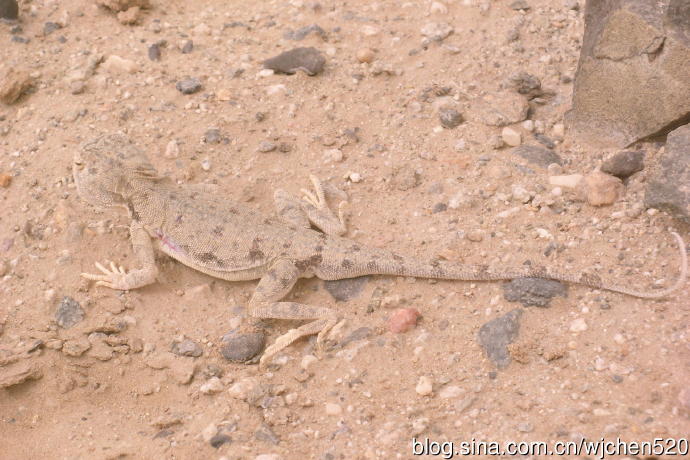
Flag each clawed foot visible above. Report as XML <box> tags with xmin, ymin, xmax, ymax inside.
<box><xmin>258</xmin><ymin>317</ymin><xmax>339</xmax><ymax>368</ymax></box>
<box><xmin>81</xmin><ymin>261</ymin><xmax>131</xmax><ymax>290</ymax></box>
<box><xmin>301</xmin><ymin>175</ymin><xmax>348</xmax><ymax>234</ymax></box>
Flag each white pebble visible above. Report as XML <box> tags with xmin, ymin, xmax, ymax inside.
<box><xmin>301</xmin><ymin>354</ymin><xmax>318</xmax><ymax>370</ymax></box>
<box><xmin>201</xmin><ymin>423</ymin><xmax>218</xmax><ymax>442</ymax></box>
<box><xmin>569</xmin><ymin>318</ymin><xmax>588</xmax><ymax>333</ymax></box>
<box><xmin>200</xmin><ymin>377</ymin><xmax>224</xmax><ymax>394</ymax></box>
<box><xmin>522</xmin><ymin>120</ymin><xmax>534</xmax><ymax>132</ymax></box>
<box><xmin>549</xmin><ymin>174</ymin><xmax>583</xmax><ymax>188</ymax></box>
<box><xmin>349</xmin><ymin>172</ymin><xmax>362</xmax><ymax>183</ymax></box>
<box><xmin>501</xmin><ymin>127</ymin><xmax>521</xmax><ymax>146</ymax></box>
<box><xmin>416</xmin><ymin>376</ymin><xmax>433</xmax><ymax>396</ymax></box>
<box><xmin>439</xmin><ymin>385</ymin><xmax>464</xmax><ymax>399</ymax></box>
<box><xmin>430</xmin><ymin>2</ymin><xmax>448</xmax><ymax>14</ymax></box>
<box><xmin>324</xmin><ymin>148</ymin><xmax>343</xmax><ymax>162</ymax></box>
<box><xmin>165</xmin><ymin>140</ymin><xmax>180</xmax><ymax>158</ymax></box>
<box><xmin>324</xmin><ymin>403</ymin><xmax>342</xmax><ymax>416</ymax></box>
<box><xmin>361</xmin><ymin>25</ymin><xmax>380</xmax><ymax>36</ymax></box>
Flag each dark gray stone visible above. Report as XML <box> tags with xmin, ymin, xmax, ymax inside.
<box><xmin>601</xmin><ymin>150</ymin><xmax>645</xmax><ymax>178</ymax></box>
<box><xmin>0</xmin><ymin>0</ymin><xmax>18</xmax><ymax>20</ymax></box>
<box><xmin>148</xmin><ymin>43</ymin><xmax>161</xmax><ymax>61</ymax></box>
<box><xmin>508</xmin><ymin>72</ymin><xmax>542</xmax><ymax>98</ymax></box>
<box><xmin>263</xmin><ymin>47</ymin><xmax>326</xmax><ymax>76</ymax></box>
<box><xmin>432</xmin><ymin>202</ymin><xmax>447</xmax><ymax>213</ymax></box>
<box><xmin>209</xmin><ymin>434</ymin><xmax>231</xmax><ymax>448</ymax></box>
<box><xmin>334</xmin><ymin>327</ymin><xmax>373</xmax><ymax>350</ymax></box>
<box><xmin>644</xmin><ymin>123</ymin><xmax>690</xmax><ymax>224</ymax></box>
<box><xmin>203</xmin><ymin>128</ymin><xmax>222</xmax><ymax>144</ymax></box>
<box><xmin>511</xmin><ymin>144</ymin><xmax>563</xmax><ymax>167</ymax></box>
<box><xmin>254</xmin><ymin>423</ymin><xmax>280</xmax><ymax>444</ymax></box>
<box><xmin>566</xmin><ymin>0</ymin><xmax>690</xmax><ymax>148</ymax></box>
<box><xmin>43</xmin><ymin>22</ymin><xmax>61</xmax><ymax>35</ymax></box>
<box><xmin>171</xmin><ymin>339</ymin><xmax>203</xmax><ymax>357</ymax></box>
<box><xmin>220</xmin><ymin>331</ymin><xmax>265</xmax><ymax>362</ymax></box>
<box><xmin>510</xmin><ymin>0</ymin><xmax>531</xmax><ymax>10</ymax></box>
<box><xmin>176</xmin><ymin>77</ymin><xmax>202</xmax><ymax>95</ymax></box>
<box><xmin>503</xmin><ymin>278</ymin><xmax>568</xmax><ymax>307</ymax></box>
<box><xmin>181</xmin><ymin>40</ymin><xmax>193</xmax><ymax>54</ymax></box>
<box><xmin>439</xmin><ymin>108</ymin><xmax>463</xmax><ymax>129</ymax></box>
<box><xmin>534</xmin><ymin>133</ymin><xmax>556</xmax><ymax>149</ymax></box>
<box><xmin>477</xmin><ymin>308</ymin><xmax>523</xmax><ymax>369</ymax></box>
<box><xmin>55</xmin><ymin>296</ymin><xmax>84</xmax><ymax>329</ymax></box>
<box><xmin>324</xmin><ymin>276</ymin><xmax>369</xmax><ymax>301</ymax></box>
<box><xmin>284</xmin><ymin>24</ymin><xmax>326</xmax><ymax>40</ymax></box>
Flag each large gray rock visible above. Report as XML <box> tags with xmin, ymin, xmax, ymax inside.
<box><xmin>645</xmin><ymin>124</ymin><xmax>690</xmax><ymax>223</ymax></box>
<box><xmin>477</xmin><ymin>309</ymin><xmax>523</xmax><ymax>369</ymax></box>
<box><xmin>566</xmin><ymin>0</ymin><xmax>690</xmax><ymax>148</ymax></box>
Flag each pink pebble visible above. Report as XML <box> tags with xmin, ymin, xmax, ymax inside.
<box><xmin>388</xmin><ymin>308</ymin><xmax>421</xmax><ymax>333</ymax></box>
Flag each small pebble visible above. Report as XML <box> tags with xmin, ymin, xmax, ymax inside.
<box><xmin>581</xmin><ymin>170</ymin><xmax>624</xmax><ymax>206</ymax></box>
<box><xmin>569</xmin><ymin>318</ymin><xmax>588</xmax><ymax>332</ymax></box>
<box><xmin>388</xmin><ymin>308</ymin><xmax>420</xmax><ymax>333</ymax></box>
<box><xmin>416</xmin><ymin>376</ymin><xmax>433</xmax><ymax>396</ymax></box>
<box><xmin>549</xmin><ymin>174</ymin><xmax>583</xmax><ymax>188</ymax></box>
<box><xmin>258</xmin><ymin>141</ymin><xmax>277</xmax><ymax>153</ymax></box>
<box><xmin>324</xmin><ymin>403</ymin><xmax>342</xmax><ymax>416</ymax></box>
<box><xmin>102</xmin><ymin>55</ymin><xmax>139</xmax><ymax>74</ymax></box>
<box><xmin>165</xmin><ymin>140</ymin><xmax>179</xmax><ymax>158</ymax></box>
<box><xmin>501</xmin><ymin>127</ymin><xmax>522</xmax><ymax>147</ymax></box>
<box><xmin>439</xmin><ymin>108</ymin><xmax>463</xmax><ymax>129</ymax></box>
<box><xmin>181</xmin><ymin>40</ymin><xmax>194</xmax><ymax>54</ymax></box>
<box><xmin>356</xmin><ymin>48</ymin><xmax>375</xmax><ymax>63</ymax></box>
<box><xmin>0</xmin><ymin>173</ymin><xmax>11</xmax><ymax>188</ymax></box>
<box><xmin>301</xmin><ymin>354</ymin><xmax>318</xmax><ymax>370</ymax></box>
<box><xmin>466</xmin><ymin>229</ymin><xmax>484</xmax><ymax>242</ymax></box>
<box><xmin>200</xmin><ymin>377</ymin><xmax>224</xmax><ymax>394</ymax></box>
<box><xmin>148</xmin><ymin>43</ymin><xmax>161</xmax><ymax>61</ymax></box>
<box><xmin>176</xmin><ymin>78</ymin><xmax>202</xmax><ymax>95</ymax></box>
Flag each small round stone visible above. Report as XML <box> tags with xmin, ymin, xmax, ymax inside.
<box><xmin>569</xmin><ymin>318</ymin><xmax>588</xmax><ymax>332</ymax></box>
<box><xmin>220</xmin><ymin>332</ymin><xmax>265</xmax><ymax>362</ymax></box>
<box><xmin>388</xmin><ymin>308</ymin><xmax>420</xmax><ymax>333</ymax></box>
<box><xmin>176</xmin><ymin>77</ymin><xmax>202</xmax><ymax>95</ymax></box>
<box><xmin>501</xmin><ymin>127</ymin><xmax>522</xmax><ymax>147</ymax></box>
<box><xmin>258</xmin><ymin>141</ymin><xmax>277</xmax><ymax>153</ymax></box>
<box><xmin>324</xmin><ymin>403</ymin><xmax>342</xmax><ymax>415</ymax></box>
<box><xmin>439</xmin><ymin>108</ymin><xmax>463</xmax><ymax>129</ymax></box>
<box><xmin>356</xmin><ymin>48</ymin><xmax>375</xmax><ymax>63</ymax></box>
<box><xmin>416</xmin><ymin>376</ymin><xmax>433</xmax><ymax>396</ymax></box>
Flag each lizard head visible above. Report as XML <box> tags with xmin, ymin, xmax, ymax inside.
<box><xmin>73</xmin><ymin>134</ymin><xmax>160</xmax><ymax>209</ymax></box>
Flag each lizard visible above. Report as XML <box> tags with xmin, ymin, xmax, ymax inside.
<box><xmin>73</xmin><ymin>134</ymin><xmax>688</xmax><ymax>367</ymax></box>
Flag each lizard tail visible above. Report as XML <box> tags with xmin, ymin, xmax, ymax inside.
<box><xmin>356</xmin><ymin>232</ymin><xmax>687</xmax><ymax>299</ymax></box>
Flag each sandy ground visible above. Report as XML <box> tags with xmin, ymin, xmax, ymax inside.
<box><xmin>1</xmin><ymin>0</ymin><xmax>688</xmax><ymax>459</ymax></box>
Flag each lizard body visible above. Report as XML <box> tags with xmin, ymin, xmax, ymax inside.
<box><xmin>73</xmin><ymin>134</ymin><xmax>688</xmax><ymax>366</ymax></box>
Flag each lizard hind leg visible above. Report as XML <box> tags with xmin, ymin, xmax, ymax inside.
<box><xmin>246</xmin><ymin>259</ymin><xmax>338</xmax><ymax>367</ymax></box>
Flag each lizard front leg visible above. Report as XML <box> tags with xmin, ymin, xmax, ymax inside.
<box><xmin>224</xmin><ymin>259</ymin><xmax>338</xmax><ymax>366</ymax></box>
<box><xmin>81</xmin><ymin>221</ymin><xmax>159</xmax><ymax>290</ymax></box>
<box><xmin>274</xmin><ymin>176</ymin><xmax>348</xmax><ymax>236</ymax></box>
